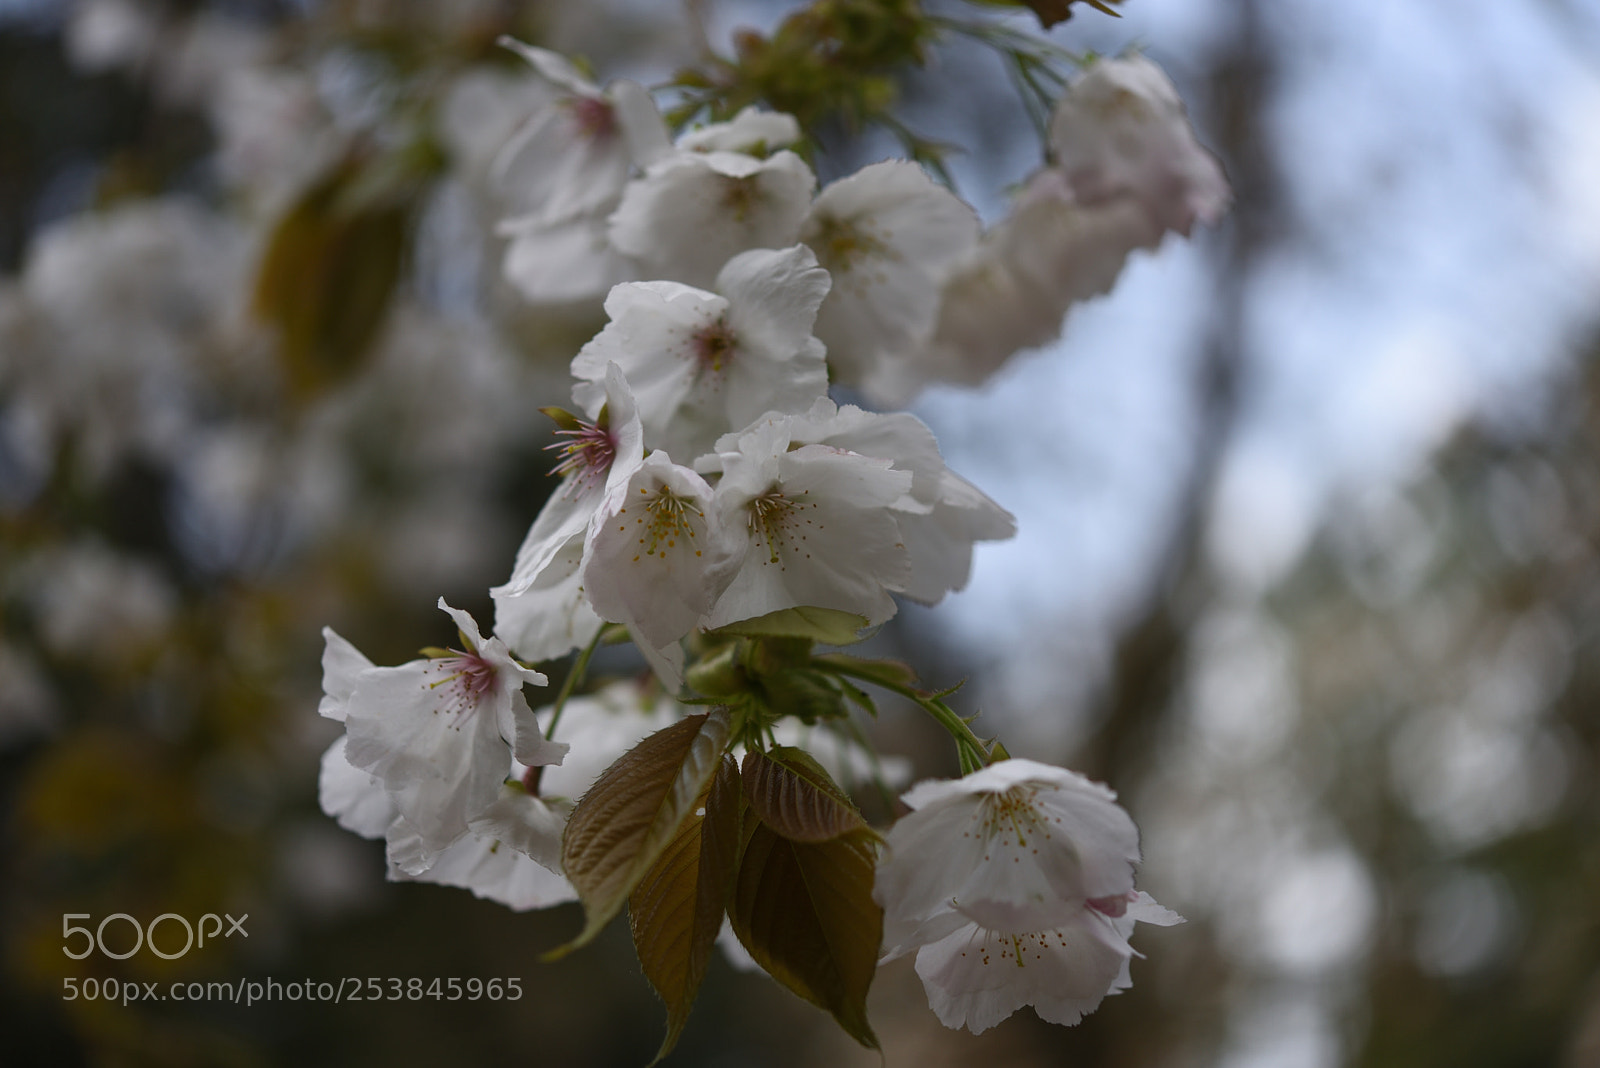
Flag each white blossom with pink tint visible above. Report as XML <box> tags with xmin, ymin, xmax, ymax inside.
<box><xmin>492</xmin><ymin>364</ymin><xmax>644</xmax><ymax>663</ymax></box>
<box><xmin>913</xmin><ymin>892</ymin><xmax>1183</xmax><ymax>1034</ymax></box>
<box><xmin>608</xmin><ymin>114</ymin><xmax>816</xmax><ymax>288</ymax></box>
<box><xmin>493</xmin><ymin>39</ymin><xmax>668</xmax><ymax>305</ymax></box>
<box><xmin>493</xmin><ymin>39</ymin><xmax>669</xmax><ymax>226</ymax></box>
<box><xmin>874</xmin><ymin>758</ymin><xmax>1143</xmax><ymax>956</ymax></box>
<box><xmin>1048</xmin><ymin>54</ymin><xmax>1231</xmax><ymax>237</ymax></box>
<box><xmin>798</xmin><ymin>160</ymin><xmax>979</xmax><ymax>391</ymax></box>
<box><xmin>703</xmin><ymin>416</ymin><xmax>913</xmax><ymax>630</ymax></box>
<box><xmin>570</xmin><ymin>245</ymin><xmax>830</xmax><ymax>461</ymax></box>
<box><xmin>338</xmin><ymin>599</ymin><xmax>564</xmax><ymax>869</ymax></box>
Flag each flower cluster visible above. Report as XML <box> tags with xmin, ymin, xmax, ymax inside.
<box><xmin>875</xmin><ymin>759</ymin><xmax>1181</xmax><ymax>1032</ymax></box>
<box><xmin>315</xmin><ymin>37</ymin><xmax>1223</xmax><ymax>1053</ymax></box>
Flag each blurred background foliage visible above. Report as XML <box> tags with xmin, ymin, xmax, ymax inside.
<box><xmin>0</xmin><ymin>0</ymin><xmax>1597</xmax><ymax>1066</ymax></box>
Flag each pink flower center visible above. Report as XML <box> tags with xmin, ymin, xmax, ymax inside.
<box><xmin>1087</xmin><ymin>892</ymin><xmax>1136</xmax><ymax>919</ymax></box>
<box><xmin>569</xmin><ymin>95</ymin><xmax>617</xmax><ymax>140</ymax></box>
<box><xmin>547</xmin><ymin>421</ymin><xmax>617</xmax><ymax>492</ymax></box>
<box><xmin>429</xmin><ymin>650</ymin><xmax>498</xmax><ymax>723</ymax></box>
<box><xmin>692</xmin><ymin>318</ymin><xmax>738</xmax><ymax>374</ymax></box>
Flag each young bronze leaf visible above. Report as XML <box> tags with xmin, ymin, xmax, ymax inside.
<box><xmin>551</xmin><ymin>709</ymin><xmax>730</xmax><ymax>958</ymax></box>
<box><xmin>741</xmin><ymin>747</ymin><xmax>865</xmax><ymax>843</ymax></box>
<box><xmin>729</xmin><ymin>820</ymin><xmax>883</xmax><ymax>1049</ymax></box>
<box><xmin>629</xmin><ymin>756</ymin><xmax>741</xmax><ymax>1064</ymax></box>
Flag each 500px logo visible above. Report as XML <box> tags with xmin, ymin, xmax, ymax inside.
<box><xmin>62</xmin><ymin>913</ymin><xmax>248</xmax><ymax>960</ymax></box>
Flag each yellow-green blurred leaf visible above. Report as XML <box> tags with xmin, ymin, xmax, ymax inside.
<box><xmin>552</xmin><ymin>708</ymin><xmax>731</xmax><ymax>957</ymax></box>
<box><xmin>251</xmin><ymin>161</ymin><xmax>412</xmax><ymax>400</ymax></box>
<box><xmin>629</xmin><ymin>756</ymin><xmax>742</xmax><ymax>1063</ymax></box>
<box><xmin>712</xmin><ymin>606</ymin><xmax>870</xmax><ymax>646</ymax></box>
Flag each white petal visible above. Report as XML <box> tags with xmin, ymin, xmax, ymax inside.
<box><xmin>802</xmin><ymin>160</ymin><xmax>980</xmax><ymax>386</ymax></box>
<box><xmin>467</xmin><ymin>783</ymin><xmax>571</xmax><ymax>871</ymax></box>
<box><xmin>609</xmin><ymin>150</ymin><xmax>815</xmax><ymax>288</ymax></box>
<box><xmin>318</xmin><ymin>736</ymin><xmax>394</xmax><ymax>839</ymax></box>
<box><xmin>391</xmin><ymin>823</ymin><xmax>576</xmax><ymax>911</ymax></box>
<box><xmin>582</xmin><ymin>452</ymin><xmax>737</xmax><ymax>647</ymax></box>
<box><xmin>492</xmin><ymin>530</ymin><xmax>606</xmax><ymax>663</ymax></box>
<box><xmin>678</xmin><ymin>106</ymin><xmax>801</xmax><ymax>154</ymax></box>
<box><xmin>319</xmin><ymin>627</ymin><xmax>374</xmax><ymax>721</ymax></box>
<box><xmin>914</xmin><ymin>912</ymin><xmax>1131</xmax><ymax>1034</ymax></box>
<box><xmin>342</xmin><ymin>659</ymin><xmax>512</xmax><ymax>860</ymax></box>
<box><xmin>706</xmin><ymin>433</ymin><xmax>912</xmax><ymax>629</ymax></box>
<box><xmin>501</xmin><ymin>211</ymin><xmax>635</xmax><ymax>306</ymax></box>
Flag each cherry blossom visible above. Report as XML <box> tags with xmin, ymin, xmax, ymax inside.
<box><xmin>609</xmin><ymin>112</ymin><xmax>816</xmax><ymax>288</ymax></box>
<box><xmin>1048</xmin><ymin>54</ymin><xmax>1231</xmax><ymax>237</ymax></box>
<box><xmin>336</xmin><ymin>599</ymin><xmax>564</xmax><ymax>869</ymax></box>
<box><xmin>705</xmin><ymin>417</ymin><xmax>913</xmax><ymax>629</ymax></box>
<box><xmin>492</xmin><ymin>364</ymin><xmax>644</xmax><ymax>663</ymax></box>
<box><xmin>875</xmin><ymin>758</ymin><xmax>1142</xmax><ymax>955</ymax></box>
<box><xmin>914</xmin><ymin>892</ymin><xmax>1183</xmax><ymax>1034</ymax></box>
<box><xmin>798</xmin><ymin>160</ymin><xmax>979</xmax><ymax>391</ymax></box>
<box><xmin>582</xmin><ymin>452</ymin><xmax>739</xmax><ymax>648</ymax></box>
<box><xmin>570</xmin><ymin>245</ymin><xmax>830</xmax><ymax>461</ymax></box>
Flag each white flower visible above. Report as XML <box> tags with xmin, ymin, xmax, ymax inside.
<box><xmin>875</xmin><ymin>170</ymin><xmax>1157</xmax><ymax>402</ymax></box>
<box><xmin>704</xmin><ymin>416</ymin><xmax>913</xmax><ymax>629</ymax></box>
<box><xmin>493</xmin><ymin>40</ymin><xmax>669</xmax><ymax>226</ymax></box>
<box><xmin>492</xmin><ymin>41</ymin><xmax>668</xmax><ymax>305</ymax></box>
<box><xmin>492</xmin><ymin>364</ymin><xmax>645</xmax><ymax>663</ymax></box>
<box><xmin>874</xmin><ymin>758</ymin><xmax>1142</xmax><ymax>954</ymax></box>
<box><xmin>781</xmin><ymin>397</ymin><xmax>1015</xmax><ymax>604</ymax></box>
<box><xmin>337</xmin><ymin>599</ymin><xmax>565</xmax><ymax>868</ymax></box>
<box><xmin>582</xmin><ymin>452</ymin><xmax>739</xmax><ymax>648</ymax></box>
<box><xmin>1048</xmin><ymin>54</ymin><xmax>1231</xmax><ymax>237</ymax></box>
<box><xmin>570</xmin><ymin>245</ymin><xmax>831</xmax><ymax>460</ymax></box>
<box><xmin>500</xmin><ymin>212</ymin><xmax>637</xmax><ymax>307</ymax></box>
<box><xmin>317</xmin><ymin>736</ymin><xmax>396</xmax><ymax>840</ymax></box>
<box><xmin>609</xmin><ymin>135</ymin><xmax>816</xmax><ymax>288</ymax></box>
<box><xmin>387</xmin><ymin>782</ymin><xmax>576</xmax><ymax>910</ymax></box>
<box><xmin>798</xmin><ymin>160</ymin><xmax>979</xmax><ymax>390</ymax></box>
<box><xmin>913</xmin><ymin>892</ymin><xmax>1183</xmax><ymax>1034</ymax></box>
<box><xmin>677</xmin><ymin>106</ymin><xmax>802</xmax><ymax>155</ymax></box>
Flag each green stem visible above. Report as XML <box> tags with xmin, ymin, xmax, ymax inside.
<box><xmin>545</xmin><ymin>628</ymin><xmax>604</xmax><ymax>742</ymax></box>
<box><xmin>821</xmin><ymin>660</ymin><xmax>998</xmax><ymax>772</ymax></box>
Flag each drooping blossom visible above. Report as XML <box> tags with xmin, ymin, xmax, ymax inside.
<box><xmin>492</xmin><ymin>363</ymin><xmax>644</xmax><ymax>664</ymax></box>
<box><xmin>798</xmin><ymin>160</ymin><xmax>980</xmax><ymax>391</ymax></box>
<box><xmin>570</xmin><ymin>245</ymin><xmax>831</xmax><ymax>461</ymax></box>
<box><xmin>875</xmin><ymin>758</ymin><xmax>1143</xmax><ymax>953</ymax></box>
<box><xmin>609</xmin><ymin>109</ymin><xmax>816</xmax><ymax>288</ymax></box>
<box><xmin>865</xmin><ymin>53</ymin><xmax>1230</xmax><ymax>404</ymax></box>
<box><xmin>493</xmin><ymin>39</ymin><xmax>669</xmax><ymax>305</ymax></box>
<box><xmin>874</xmin><ymin>758</ymin><xmax>1180</xmax><ymax>1033</ymax></box>
<box><xmin>1048</xmin><ymin>54</ymin><xmax>1231</xmax><ymax>237</ymax></box>
<box><xmin>333</xmin><ymin>600</ymin><xmax>564</xmax><ymax>871</ymax></box>
<box><xmin>912</xmin><ymin>892</ymin><xmax>1183</xmax><ymax>1033</ymax></box>
<box><xmin>703</xmin><ymin>416</ymin><xmax>913</xmax><ymax>630</ymax></box>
